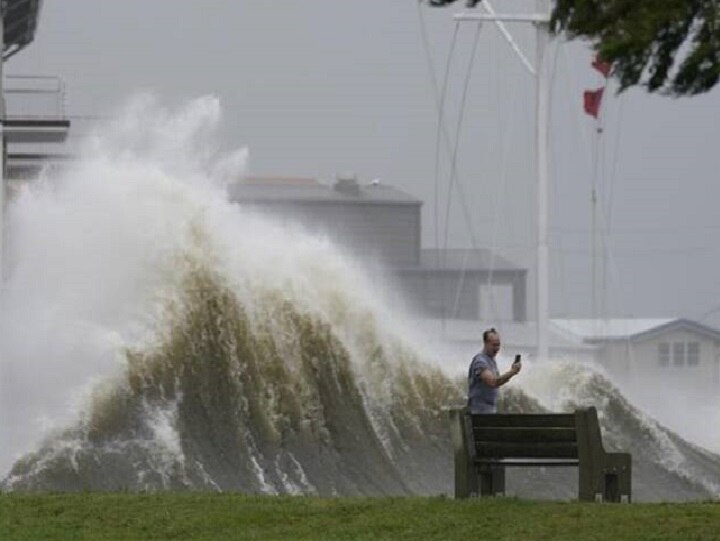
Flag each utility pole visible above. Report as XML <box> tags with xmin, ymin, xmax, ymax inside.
<box><xmin>454</xmin><ymin>1</ymin><xmax>552</xmax><ymax>361</ymax></box>
<box><xmin>535</xmin><ymin>0</ymin><xmax>551</xmax><ymax>362</ymax></box>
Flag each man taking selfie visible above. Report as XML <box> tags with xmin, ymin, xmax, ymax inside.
<box><xmin>467</xmin><ymin>328</ymin><xmax>522</xmax><ymax>414</ymax></box>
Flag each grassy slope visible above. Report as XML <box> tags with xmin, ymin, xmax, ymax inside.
<box><xmin>1</xmin><ymin>494</ymin><xmax>719</xmax><ymax>541</ymax></box>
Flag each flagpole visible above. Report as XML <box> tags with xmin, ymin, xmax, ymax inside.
<box><xmin>588</xmin><ymin>70</ymin><xmax>608</xmax><ymax>326</ymax></box>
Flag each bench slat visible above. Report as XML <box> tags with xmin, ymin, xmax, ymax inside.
<box><xmin>476</xmin><ymin>458</ymin><xmax>580</xmax><ymax>467</ymax></box>
<box><xmin>475</xmin><ymin>441</ymin><xmax>578</xmax><ymax>459</ymax></box>
<box><xmin>470</xmin><ymin>414</ymin><xmax>576</xmax><ymax>428</ymax></box>
<box><xmin>473</xmin><ymin>427</ymin><xmax>577</xmax><ymax>443</ymax></box>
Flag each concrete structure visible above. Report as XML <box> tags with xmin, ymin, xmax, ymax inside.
<box><xmin>1</xmin><ymin>3</ymin><xmax>69</xmax><ymax>145</ymax></box>
<box><xmin>553</xmin><ymin>318</ymin><xmax>720</xmax><ymax>391</ymax></box>
<box><xmin>396</xmin><ymin>249</ymin><xmax>527</xmax><ymax>321</ymax></box>
<box><xmin>228</xmin><ymin>175</ymin><xmax>528</xmax><ymax>322</ymax></box>
<box><xmin>228</xmin><ymin>175</ymin><xmax>421</xmax><ymax>267</ymax></box>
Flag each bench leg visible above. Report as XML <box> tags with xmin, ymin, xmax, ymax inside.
<box><xmin>596</xmin><ymin>454</ymin><xmax>631</xmax><ymax>503</ymax></box>
<box><xmin>579</xmin><ymin>454</ymin><xmax>632</xmax><ymax>503</ymax></box>
<box><xmin>479</xmin><ymin>465</ymin><xmax>505</xmax><ymax>497</ymax></box>
<box><xmin>578</xmin><ymin>463</ymin><xmax>595</xmax><ymax>502</ymax></box>
<box><xmin>455</xmin><ymin>460</ymin><xmax>479</xmax><ymax>498</ymax></box>
<box><xmin>606</xmin><ymin>453</ymin><xmax>632</xmax><ymax>503</ymax></box>
<box><xmin>604</xmin><ymin>472</ymin><xmax>620</xmax><ymax>502</ymax></box>
<box><xmin>451</xmin><ymin>408</ymin><xmax>478</xmax><ymax>499</ymax></box>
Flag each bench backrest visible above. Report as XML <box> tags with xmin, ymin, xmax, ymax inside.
<box><xmin>468</xmin><ymin>413</ymin><xmax>579</xmax><ymax>461</ymax></box>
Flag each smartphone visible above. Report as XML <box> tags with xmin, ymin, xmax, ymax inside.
<box><xmin>514</xmin><ymin>354</ymin><xmax>522</xmax><ymax>365</ymax></box>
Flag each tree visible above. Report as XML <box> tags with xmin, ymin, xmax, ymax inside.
<box><xmin>551</xmin><ymin>0</ymin><xmax>719</xmax><ymax>96</ymax></box>
<box><xmin>426</xmin><ymin>1</ymin><xmax>720</xmax><ymax>96</ymax></box>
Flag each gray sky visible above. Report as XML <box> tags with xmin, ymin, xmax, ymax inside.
<box><xmin>9</xmin><ymin>0</ymin><xmax>720</xmax><ymax>324</ymax></box>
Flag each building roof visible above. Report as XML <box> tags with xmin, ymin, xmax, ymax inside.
<box><xmin>415</xmin><ymin>249</ymin><xmax>524</xmax><ymax>273</ymax></box>
<box><xmin>417</xmin><ymin>319</ymin><xmax>595</xmax><ymax>352</ymax></box>
<box><xmin>551</xmin><ymin>319</ymin><xmax>674</xmax><ymax>340</ymax></box>
<box><xmin>3</xmin><ymin>0</ymin><xmax>43</xmax><ymax>60</ymax></box>
<box><xmin>551</xmin><ymin>318</ymin><xmax>720</xmax><ymax>343</ymax></box>
<box><xmin>227</xmin><ymin>176</ymin><xmax>420</xmax><ymax>206</ymax></box>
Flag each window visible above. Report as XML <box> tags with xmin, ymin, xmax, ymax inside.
<box><xmin>658</xmin><ymin>340</ymin><xmax>703</xmax><ymax>369</ymax></box>
<box><xmin>673</xmin><ymin>342</ymin><xmax>685</xmax><ymax>366</ymax></box>
<box><xmin>687</xmin><ymin>342</ymin><xmax>700</xmax><ymax>366</ymax></box>
<box><xmin>658</xmin><ymin>342</ymin><xmax>670</xmax><ymax>367</ymax></box>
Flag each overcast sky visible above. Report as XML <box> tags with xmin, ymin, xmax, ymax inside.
<box><xmin>8</xmin><ymin>0</ymin><xmax>720</xmax><ymax>324</ymax></box>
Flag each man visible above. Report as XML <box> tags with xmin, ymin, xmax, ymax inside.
<box><xmin>467</xmin><ymin>328</ymin><xmax>521</xmax><ymax>413</ymax></box>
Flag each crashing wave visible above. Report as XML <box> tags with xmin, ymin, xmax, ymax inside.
<box><xmin>2</xmin><ymin>97</ymin><xmax>718</xmax><ymax>501</ymax></box>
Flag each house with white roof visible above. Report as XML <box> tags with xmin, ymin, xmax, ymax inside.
<box><xmin>552</xmin><ymin>318</ymin><xmax>720</xmax><ymax>391</ymax></box>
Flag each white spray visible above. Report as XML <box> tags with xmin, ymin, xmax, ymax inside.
<box><xmin>0</xmin><ymin>95</ymin><xmax>436</xmax><ymax>476</ymax></box>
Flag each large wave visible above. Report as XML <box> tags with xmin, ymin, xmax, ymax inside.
<box><xmin>3</xmin><ymin>259</ymin><xmax>459</xmax><ymax>494</ymax></box>
<box><xmin>1</xmin><ymin>97</ymin><xmax>718</xmax><ymax>501</ymax></box>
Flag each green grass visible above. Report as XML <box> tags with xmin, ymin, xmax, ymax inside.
<box><xmin>1</xmin><ymin>493</ymin><xmax>719</xmax><ymax>541</ymax></box>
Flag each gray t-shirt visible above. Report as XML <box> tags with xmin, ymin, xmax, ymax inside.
<box><xmin>467</xmin><ymin>351</ymin><xmax>499</xmax><ymax>413</ymax></box>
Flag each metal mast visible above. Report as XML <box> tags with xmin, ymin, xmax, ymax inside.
<box><xmin>455</xmin><ymin>1</ymin><xmax>552</xmax><ymax>361</ymax></box>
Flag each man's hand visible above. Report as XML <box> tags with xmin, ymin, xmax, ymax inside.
<box><xmin>480</xmin><ymin>358</ymin><xmax>521</xmax><ymax>388</ymax></box>
<box><xmin>509</xmin><ymin>354</ymin><xmax>522</xmax><ymax>376</ymax></box>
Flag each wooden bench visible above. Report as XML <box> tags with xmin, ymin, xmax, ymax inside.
<box><xmin>449</xmin><ymin>406</ymin><xmax>631</xmax><ymax>502</ymax></box>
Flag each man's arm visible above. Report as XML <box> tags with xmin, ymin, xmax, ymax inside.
<box><xmin>479</xmin><ymin>362</ymin><xmax>521</xmax><ymax>389</ymax></box>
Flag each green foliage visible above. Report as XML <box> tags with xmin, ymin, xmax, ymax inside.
<box><xmin>2</xmin><ymin>493</ymin><xmax>720</xmax><ymax>540</ymax></box>
<box><xmin>550</xmin><ymin>0</ymin><xmax>720</xmax><ymax>95</ymax></box>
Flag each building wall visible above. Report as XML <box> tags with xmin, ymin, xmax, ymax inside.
<box><xmin>598</xmin><ymin>328</ymin><xmax>720</xmax><ymax>392</ymax></box>
<box><xmin>242</xmin><ymin>201</ymin><xmax>420</xmax><ymax>267</ymax></box>
<box><xmin>397</xmin><ymin>271</ymin><xmax>526</xmax><ymax>322</ymax></box>
<box><xmin>398</xmin><ymin>272</ymin><xmax>482</xmax><ymax>320</ymax></box>
<box><xmin>236</xmin><ymin>196</ymin><xmax>528</xmax><ymax>322</ymax></box>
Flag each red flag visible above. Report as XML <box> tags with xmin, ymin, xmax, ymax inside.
<box><xmin>591</xmin><ymin>55</ymin><xmax>612</xmax><ymax>77</ymax></box>
<box><xmin>583</xmin><ymin>87</ymin><xmax>604</xmax><ymax>118</ymax></box>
